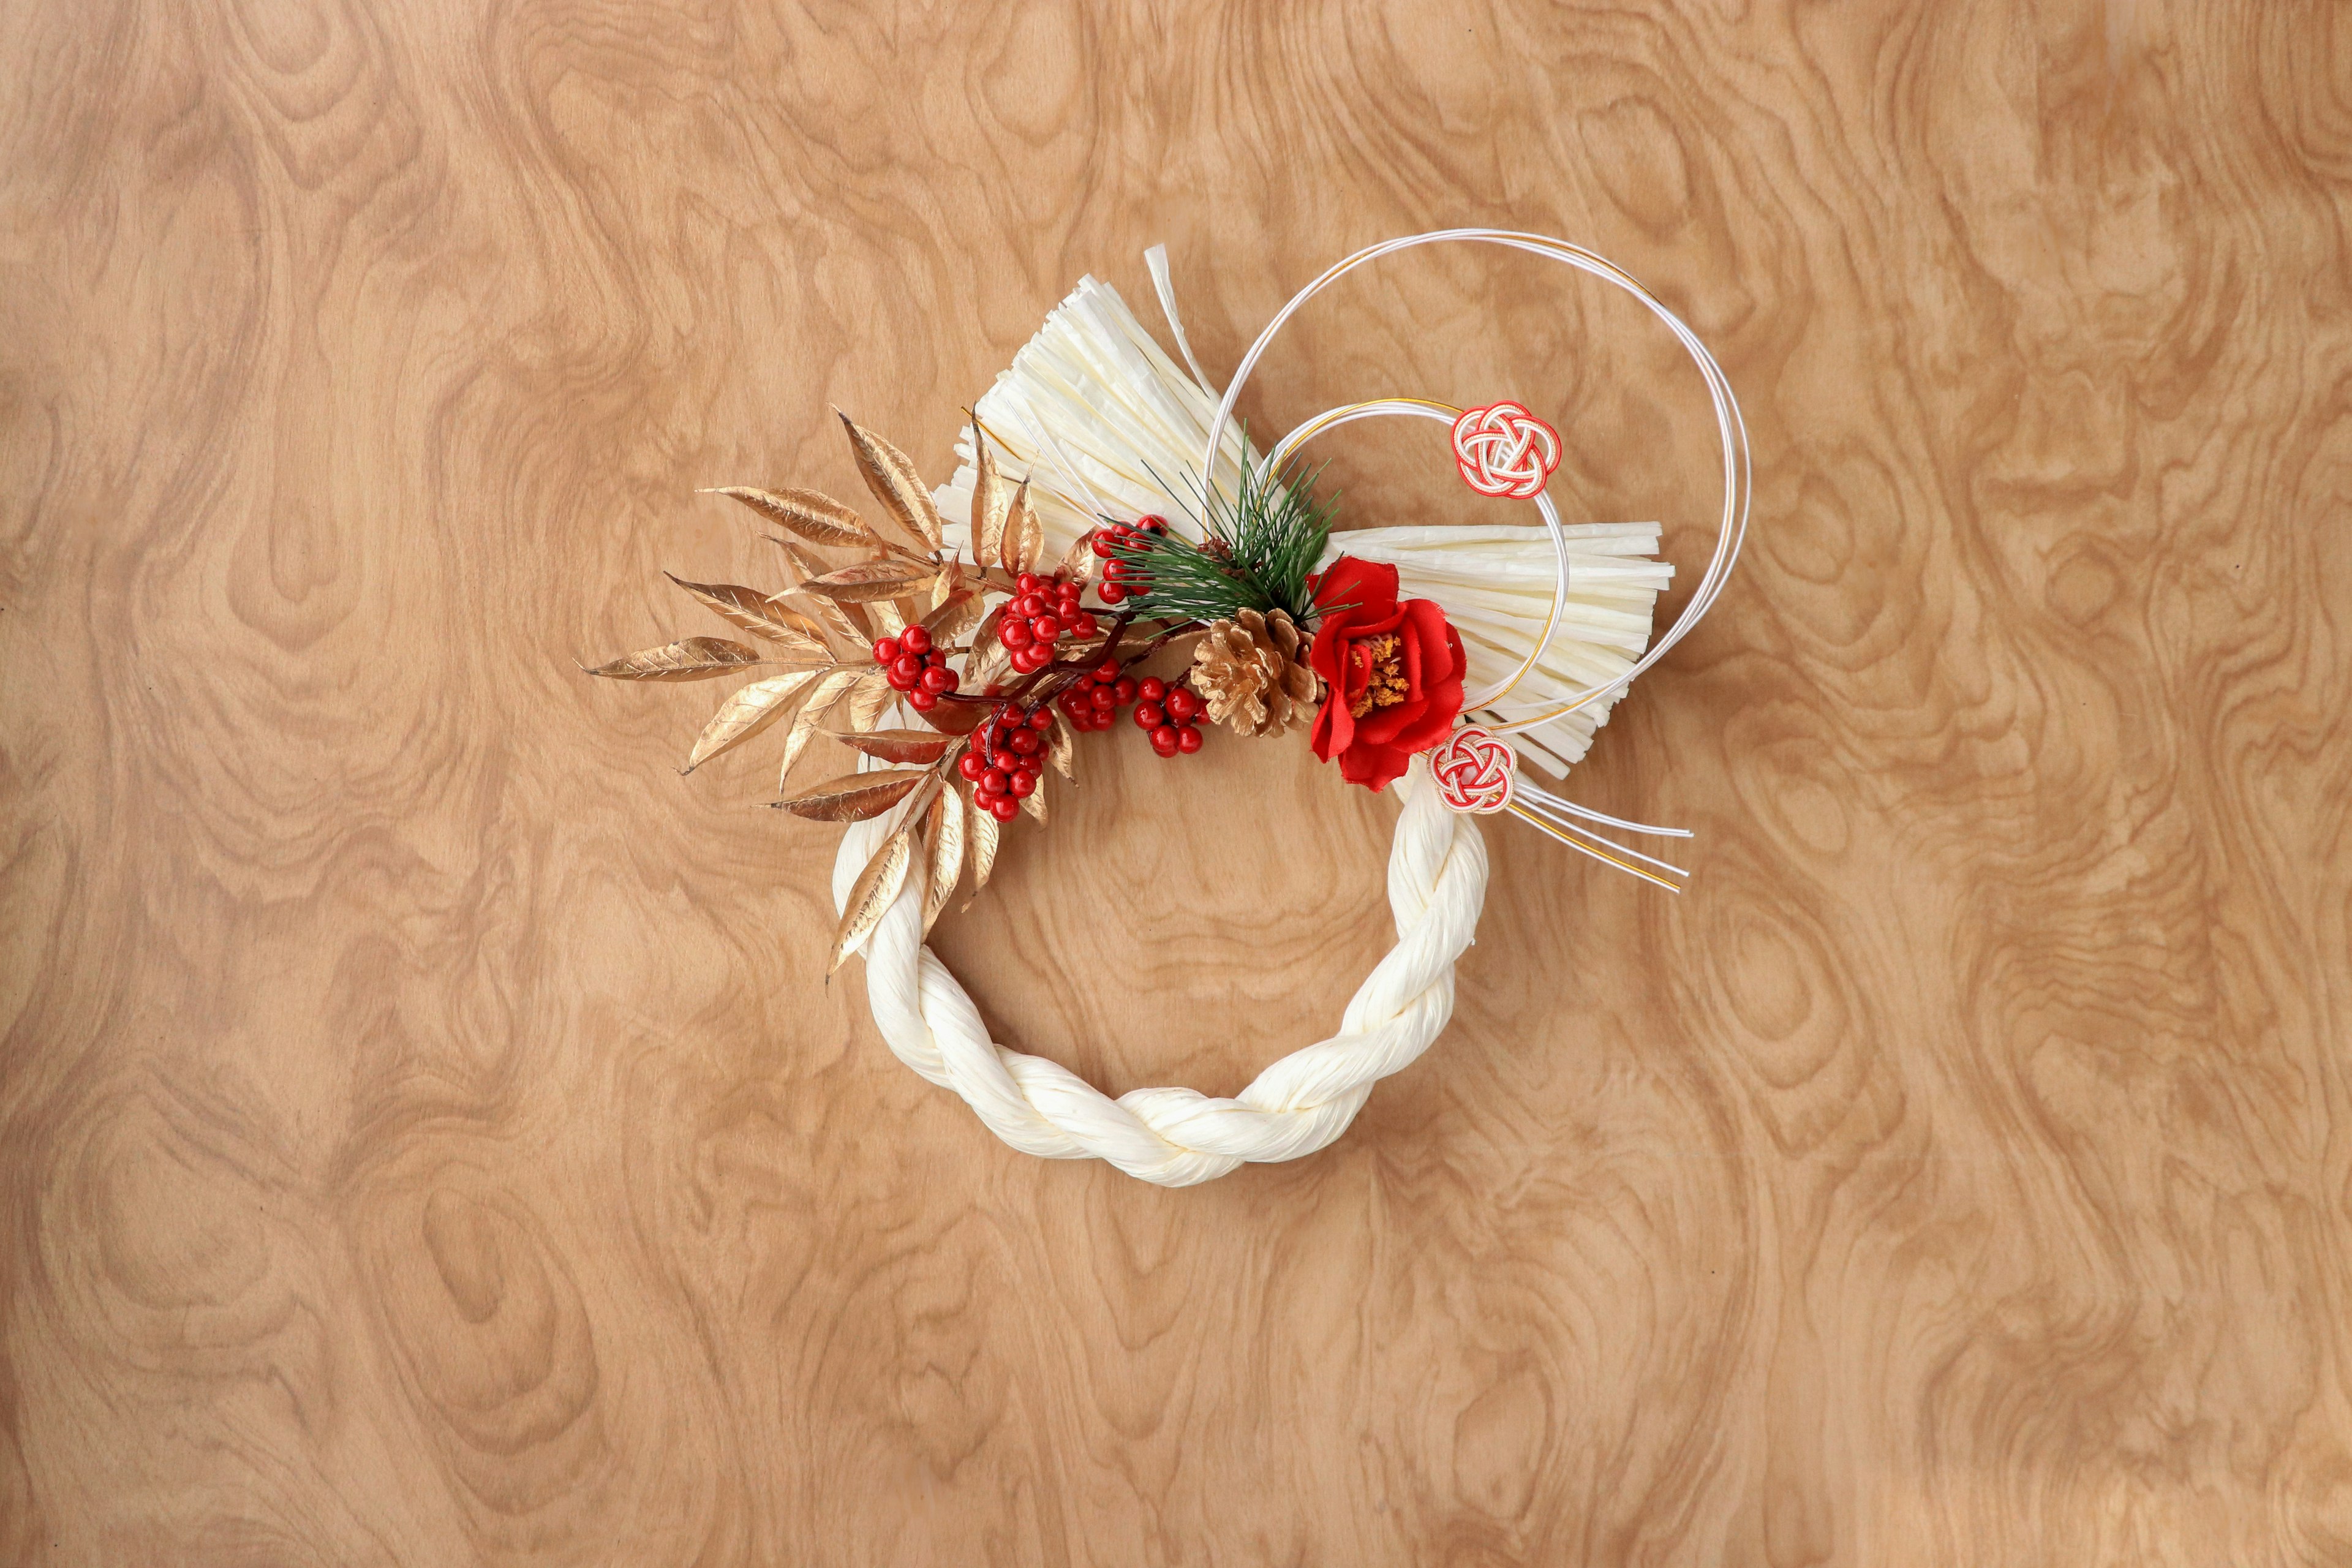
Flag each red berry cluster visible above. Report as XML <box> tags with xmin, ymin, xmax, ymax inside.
<box><xmin>997</xmin><ymin>572</ymin><xmax>1099</xmax><ymax>674</ymax></box>
<box><xmin>956</xmin><ymin>703</ymin><xmax>1053</xmax><ymax>820</ymax></box>
<box><xmin>1058</xmin><ymin>663</ymin><xmax>1204</xmax><ymax>758</ymax></box>
<box><xmin>1090</xmin><ymin>515</ymin><xmax>1167</xmax><ymax>605</ymax></box>
<box><xmin>870</xmin><ymin>624</ymin><xmax>959</xmax><ymax>712</ymax></box>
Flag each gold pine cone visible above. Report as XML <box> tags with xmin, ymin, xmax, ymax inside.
<box><xmin>1191</xmin><ymin>608</ymin><xmax>1324</xmax><ymax>737</ymax></box>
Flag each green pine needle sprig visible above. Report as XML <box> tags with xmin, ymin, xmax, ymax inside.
<box><xmin>1110</xmin><ymin>450</ymin><xmax>1340</xmax><ymax>627</ymax></box>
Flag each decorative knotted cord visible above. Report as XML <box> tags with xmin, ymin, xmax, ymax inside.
<box><xmin>1450</xmin><ymin>401</ymin><xmax>1562</xmax><ymax>500</ymax></box>
<box><xmin>833</xmin><ymin>761</ymin><xmax>1488</xmax><ymax>1186</ymax></box>
<box><xmin>1429</xmin><ymin>725</ymin><xmax>1517</xmax><ymax>814</ymax></box>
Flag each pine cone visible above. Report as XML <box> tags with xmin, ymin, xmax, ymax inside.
<box><xmin>1191</xmin><ymin>608</ymin><xmax>1324</xmax><ymax>737</ymax></box>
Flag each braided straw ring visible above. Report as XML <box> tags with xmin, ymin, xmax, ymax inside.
<box><xmin>835</xmin><ymin>761</ymin><xmax>1485</xmax><ymax>1186</ymax></box>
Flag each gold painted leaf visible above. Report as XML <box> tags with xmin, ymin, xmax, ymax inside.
<box><xmin>962</xmin><ymin>609</ymin><xmax>1011</xmax><ymax>692</ymax></box>
<box><xmin>1001</xmin><ymin>480</ymin><xmax>1040</xmax><ymax>575</ymax></box>
<box><xmin>1057</xmin><ymin>527</ymin><xmax>1101</xmax><ymax>586</ymax></box>
<box><xmin>921</xmin><ymin>786</ymin><xmax>964</xmax><ymax>935</ymax></box>
<box><xmin>831</xmin><ymin>728</ymin><xmax>952</xmax><ymax>765</ymax></box>
<box><xmin>584</xmin><ymin>636</ymin><xmax>766</xmax><ymax>681</ymax></box>
<box><xmin>843</xmin><ymin>668</ymin><xmax>893</xmax><ymax>733</ymax></box>
<box><xmin>830</xmin><ymin>828</ymin><xmax>913</xmax><ymax>974</ymax></box>
<box><xmin>836</xmin><ymin>411</ymin><xmax>944</xmax><ymax>552</ymax></box>
<box><xmin>918</xmin><ymin>696</ymin><xmax>988</xmax><ymax>736</ymax></box>
<box><xmin>767</xmin><ymin>541</ymin><xmax>872</xmax><ymax>647</ymax></box>
<box><xmin>971</xmin><ymin>431</ymin><xmax>1008</xmax><ymax>570</ymax></box>
<box><xmin>1045</xmin><ymin>714</ymin><xmax>1074</xmax><ymax>782</ymax></box>
<box><xmin>665</xmin><ymin>573</ymin><xmax>833</xmax><ymax>659</ymax></box>
<box><xmin>869</xmin><ymin>598</ymin><xmax>907</xmax><ymax>637</ymax></box>
<box><xmin>961</xmin><ymin>786</ymin><xmax>1000</xmax><ymax>910</ymax></box>
<box><xmin>704</xmin><ymin>486</ymin><xmax>871</xmax><ymax>548</ymax></box>
<box><xmin>921</xmin><ymin>587</ymin><xmax>981</xmax><ymax>644</ymax></box>
<box><xmin>685</xmin><ymin>669</ymin><xmax>823</xmax><ymax>772</ymax></box>
<box><xmin>1019</xmin><ymin>771</ymin><xmax>1047</xmax><ymax>823</ymax></box>
<box><xmin>777</xmin><ymin>665</ymin><xmax>869</xmax><ymax>788</ymax></box>
<box><xmin>799</xmin><ymin>559</ymin><xmax>940</xmax><ymax>605</ymax></box>
<box><xmin>780</xmin><ymin>769</ymin><xmax>930</xmax><ymax>823</ymax></box>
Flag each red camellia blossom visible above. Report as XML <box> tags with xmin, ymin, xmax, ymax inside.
<box><xmin>1306</xmin><ymin>556</ymin><xmax>1467</xmax><ymax>791</ymax></box>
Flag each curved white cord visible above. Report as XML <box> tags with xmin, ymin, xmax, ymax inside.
<box><xmin>834</xmin><ymin>761</ymin><xmax>1488</xmax><ymax>1186</ymax></box>
<box><xmin>1202</xmin><ymin>228</ymin><xmax>1751</xmax><ymax>723</ymax></box>
<box><xmin>1267</xmin><ymin>398</ymin><xmax>1573</xmax><ymax>720</ymax></box>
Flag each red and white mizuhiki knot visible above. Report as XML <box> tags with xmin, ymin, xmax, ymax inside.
<box><xmin>1450</xmin><ymin>401</ymin><xmax>1562</xmax><ymax>500</ymax></box>
<box><xmin>1429</xmin><ymin>725</ymin><xmax>1517</xmax><ymax>815</ymax></box>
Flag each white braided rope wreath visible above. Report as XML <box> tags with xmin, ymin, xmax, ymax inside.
<box><xmin>835</xmin><ymin>230</ymin><xmax>1751</xmax><ymax>1186</ymax></box>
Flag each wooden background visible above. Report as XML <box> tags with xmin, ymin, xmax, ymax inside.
<box><xmin>5</xmin><ymin>1</ymin><xmax>2350</xmax><ymax>1563</ymax></box>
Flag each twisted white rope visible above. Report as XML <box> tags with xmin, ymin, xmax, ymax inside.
<box><xmin>832</xmin><ymin>761</ymin><xmax>1488</xmax><ymax>1186</ymax></box>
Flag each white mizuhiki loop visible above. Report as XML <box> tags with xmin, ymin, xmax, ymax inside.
<box><xmin>1207</xmin><ymin>228</ymin><xmax>1752</xmax><ymax>726</ymax></box>
<box><xmin>833</xmin><ymin>760</ymin><xmax>1488</xmax><ymax>1186</ymax></box>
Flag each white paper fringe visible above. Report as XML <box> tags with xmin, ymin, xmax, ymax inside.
<box><xmin>930</xmin><ymin>274</ymin><xmax>1668</xmax><ymax>781</ymax></box>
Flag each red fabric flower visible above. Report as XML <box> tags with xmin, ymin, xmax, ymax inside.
<box><xmin>1306</xmin><ymin>556</ymin><xmax>1467</xmax><ymax>791</ymax></box>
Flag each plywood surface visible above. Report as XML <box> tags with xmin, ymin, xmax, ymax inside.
<box><xmin>5</xmin><ymin>2</ymin><xmax>2350</xmax><ymax>1563</ymax></box>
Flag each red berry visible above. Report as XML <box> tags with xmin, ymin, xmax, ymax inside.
<box><xmin>1090</xmin><ymin>686</ymin><xmax>1116</xmax><ymax>711</ymax></box>
<box><xmin>1093</xmin><ymin>659</ymin><xmax>1120</xmax><ymax>682</ymax></box>
<box><xmin>1029</xmin><ymin>709</ymin><xmax>1055</xmax><ymax>731</ymax></box>
<box><xmin>887</xmin><ymin>668</ymin><xmax>916</xmax><ymax>692</ymax></box>
<box><xmin>899</xmin><ymin>625</ymin><xmax>932</xmax><ymax>656</ymax></box>
<box><xmin>1006</xmin><ymin>729</ymin><xmax>1040</xmax><ymax>757</ymax></box>
<box><xmin>1069</xmin><ymin>612</ymin><xmax>1098</xmax><ymax>638</ymax></box>
<box><xmin>1009</xmin><ymin>771</ymin><xmax>1036</xmax><ymax>799</ymax></box>
<box><xmin>1112</xmin><ymin>677</ymin><xmax>1137</xmax><ymax>704</ymax></box>
<box><xmin>1014</xmin><ymin>593</ymin><xmax>1042</xmax><ymax>619</ymax></box>
<box><xmin>991</xmin><ymin>796</ymin><xmax>1020</xmax><ymax>821</ymax></box>
<box><xmin>1102</xmin><ymin>559</ymin><xmax>1129</xmax><ymax>583</ymax></box>
<box><xmin>918</xmin><ymin>667</ymin><xmax>951</xmax><ymax>694</ymax></box>
<box><xmin>925</xmin><ymin>649</ymin><xmax>946</xmax><ymax>669</ymax></box>
<box><xmin>891</xmin><ymin>653</ymin><xmax>923</xmax><ymax>684</ymax></box>
<box><xmin>1134</xmin><ymin>701</ymin><xmax>1164</xmax><ymax>729</ymax></box>
<box><xmin>1137</xmin><ymin>676</ymin><xmax>1166</xmax><ymax>703</ymax></box>
<box><xmin>1166</xmin><ymin>687</ymin><xmax>1201</xmax><ymax>722</ymax></box>
<box><xmin>1016</xmin><ymin>572</ymin><xmax>1041</xmax><ymax>595</ymax></box>
<box><xmin>1031</xmin><ymin>615</ymin><xmax>1061</xmax><ymax>642</ymax></box>
<box><xmin>1098</xmin><ymin>582</ymin><xmax>1128</xmax><ymax>605</ymax></box>
<box><xmin>1138</xmin><ymin>514</ymin><xmax>1167</xmax><ymax>533</ymax></box>
<box><xmin>958</xmin><ymin>753</ymin><xmax>984</xmax><ymax>781</ymax></box>
<box><xmin>1091</xmin><ymin>532</ymin><xmax>1117</xmax><ymax>559</ymax></box>
<box><xmin>1001</xmin><ymin>619</ymin><xmax>1032</xmax><ymax>649</ymax></box>
<box><xmin>872</xmin><ymin>636</ymin><xmax>901</xmax><ymax>665</ymax></box>
<box><xmin>1015</xmin><ymin>646</ymin><xmax>1047</xmax><ymax>673</ymax></box>
<box><xmin>984</xmin><ymin>768</ymin><xmax>1010</xmax><ymax>795</ymax></box>
<box><xmin>1152</xmin><ymin>733</ymin><xmax>1179</xmax><ymax>758</ymax></box>
<box><xmin>908</xmin><ymin>690</ymin><xmax>938</xmax><ymax>712</ymax></box>
<box><xmin>1175</xmin><ymin>724</ymin><xmax>1202</xmax><ymax>753</ymax></box>
<box><xmin>935</xmin><ymin>668</ymin><xmax>960</xmax><ymax>693</ymax></box>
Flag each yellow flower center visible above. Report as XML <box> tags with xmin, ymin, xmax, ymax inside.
<box><xmin>1348</xmin><ymin>633</ymin><xmax>1411</xmax><ymax>718</ymax></box>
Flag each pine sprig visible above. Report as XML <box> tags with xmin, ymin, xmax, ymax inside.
<box><xmin>1112</xmin><ymin>453</ymin><xmax>1339</xmax><ymax>626</ymax></box>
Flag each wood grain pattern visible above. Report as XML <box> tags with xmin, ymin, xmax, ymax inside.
<box><xmin>5</xmin><ymin>1</ymin><xmax>2350</xmax><ymax>1562</ymax></box>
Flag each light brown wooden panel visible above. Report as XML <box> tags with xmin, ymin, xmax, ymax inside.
<box><xmin>4</xmin><ymin>2</ymin><xmax>2350</xmax><ymax>1563</ymax></box>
